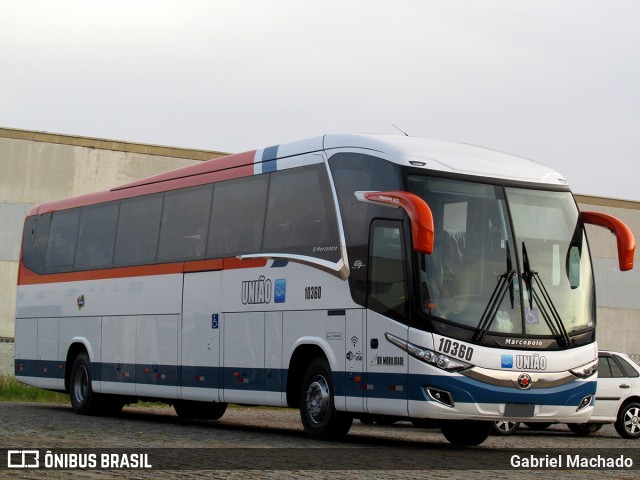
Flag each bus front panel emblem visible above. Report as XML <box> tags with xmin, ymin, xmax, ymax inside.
<box><xmin>517</xmin><ymin>373</ymin><xmax>532</xmax><ymax>390</ymax></box>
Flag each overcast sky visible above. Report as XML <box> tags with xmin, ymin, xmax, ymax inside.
<box><xmin>1</xmin><ymin>1</ymin><xmax>639</xmax><ymax>200</ymax></box>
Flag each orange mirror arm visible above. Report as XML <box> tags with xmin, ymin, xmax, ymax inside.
<box><xmin>582</xmin><ymin>211</ymin><xmax>635</xmax><ymax>271</ymax></box>
<box><xmin>362</xmin><ymin>191</ymin><xmax>434</xmax><ymax>254</ymax></box>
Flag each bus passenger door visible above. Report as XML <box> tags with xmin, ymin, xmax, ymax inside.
<box><xmin>181</xmin><ymin>272</ymin><xmax>223</xmax><ymax>402</ymax></box>
<box><xmin>365</xmin><ymin>220</ymin><xmax>409</xmax><ymax>416</ymax></box>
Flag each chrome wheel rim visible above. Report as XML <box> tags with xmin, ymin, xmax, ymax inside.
<box><xmin>305</xmin><ymin>375</ymin><xmax>330</xmax><ymax>425</ymax></box>
<box><xmin>73</xmin><ymin>365</ymin><xmax>89</xmax><ymax>403</ymax></box>
<box><xmin>495</xmin><ymin>420</ymin><xmax>517</xmax><ymax>433</ymax></box>
<box><xmin>623</xmin><ymin>407</ymin><xmax>640</xmax><ymax>435</ymax></box>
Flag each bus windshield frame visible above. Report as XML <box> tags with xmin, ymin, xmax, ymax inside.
<box><xmin>407</xmin><ymin>174</ymin><xmax>595</xmax><ymax>343</ymax></box>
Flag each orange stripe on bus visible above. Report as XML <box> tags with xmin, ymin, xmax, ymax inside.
<box><xmin>18</xmin><ymin>257</ymin><xmax>268</xmax><ymax>285</ymax></box>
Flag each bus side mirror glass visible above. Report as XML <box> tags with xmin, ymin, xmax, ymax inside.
<box><xmin>567</xmin><ymin>245</ymin><xmax>581</xmax><ymax>289</ymax></box>
<box><xmin>355</xmin><ymin>190</ymin><xmax>434</xmax><ymax>254</ymax></box>
<box><xmin>581</xmin><ymin>211</ymin><xmax>636</xmax><ymax>271</ymax></box>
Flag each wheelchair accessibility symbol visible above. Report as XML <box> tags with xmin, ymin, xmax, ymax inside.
<box><xmin>525</xmin><ymin>307</ymin><xmax>539</xmax><ymax>325</ymax></box>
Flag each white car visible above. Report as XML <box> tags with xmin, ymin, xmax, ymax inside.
<box><xmin>493</xmin><ymin>351</ymin><xmax>640</xmax><ymax>439</ymax></box>
<box><xmin>567</xmin><ymin>351</ymin><xmax>640</xmax><ymax>439</ymax></box>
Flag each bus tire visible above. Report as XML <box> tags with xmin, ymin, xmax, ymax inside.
<box><xmin>524</xmin><ymin>422</ymin><xmax>552</xmax><ymax>430</ymax></box>
<box><xmin>69</xmin><ymin>352</ymin><xmax>104</xmax><ymax>415</ymax></box>
<box><xmin>174</xmin><ymin>400</ymin><xmax>228</xmax><ymax>420</ymax></box>
<box><xmin>299</xmin><ymin>357</ymin><xmax>352</xmax><ymax>440</ymax></box>
<box><xmin>614</xmin><ymin>401</ymin><xmax>640</xmax><ymax>439</ymax></box>
<box><xmin>441</xmin><ymin>420</ymin><xmax>492</xmax><ymax>446</ymax></box>
<box><xmin>567</xmin><ymin>423</ymin><xmax>602</xmax><ymax>436</ymax></box>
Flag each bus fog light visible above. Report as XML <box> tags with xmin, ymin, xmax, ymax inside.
<box><xmin>426</xmin><ymin>387</ymin><xmax>455</xmax><ymax>408</ymax></box>
<box><xmin>577</xmin><ymin>394</ymin><xmax>593</xmax><ymax>412</ymax></box>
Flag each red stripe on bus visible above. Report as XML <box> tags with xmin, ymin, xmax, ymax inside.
<box><xmin>18</xmin><ymin>257</ymin><xmax>268</xmax><ymax>285</ymax></box>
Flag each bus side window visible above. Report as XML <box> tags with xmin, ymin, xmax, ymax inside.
<box><xmin>114</xmin><ymin>194</ymin><xmax>163</xmax><ymax>267</ymax></box>
<box><xmin>22</xmin><ymin>214</ymin><xmax>51</xmax><ymax>274</ymax></box>
<box><xmin>207</xmin><ymin>175</ymin><xmax>269</xmax><ymax>258</ymax></box>
<box><xmin>368</xmin><ymin>221</ymin><xmax>407</xmax><ymax>320</ymax></box>
<box><xmin>158</xmin><ymin>185</ymin><xmax>213</xmax><ymax>263</ymax></box>
<box><xmin>45</xmin><ymin>209</ymin><xmax>80</xmax><ymax>273</ymax></box>
<box><xmin>263</xmin><ymin>164</ymin><xmax>341</xmax><ymax>262</ymax></box>
<box><xmin>75</xmin><ymin>202</ymin><xmax>119</xmax><ymax>270</ymax></box>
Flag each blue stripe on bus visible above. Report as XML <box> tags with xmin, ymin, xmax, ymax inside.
<box><xmin>261</xmin><ymin>145</ymin><xmax>279</xmax><ymax>173</ymax></box>
<box><xmin>15</xmin><ymin>359</ymin><xmax>595</xmax><ymax>406</ymax></box>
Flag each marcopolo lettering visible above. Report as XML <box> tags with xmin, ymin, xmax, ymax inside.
<box><xmin>504</xmin><ymin>338</ymin><xmax>544</xmax><ymax>347</ymax></box>
<box><xmin>515</xmin><ymin>353</ymin><xmax>547</xmax><ymax>370</ymax></box>
<box><xmin>241</xmin><ymin>276</ymin><xmax>273</xmax><ymax>305</ymax></box>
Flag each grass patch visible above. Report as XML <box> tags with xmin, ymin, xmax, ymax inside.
<box><xmin>0</xmin><ymin>375</ymin><xmax>68</xmax><ymax>404</ymax></box>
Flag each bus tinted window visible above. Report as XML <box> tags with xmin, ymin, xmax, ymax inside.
<box><xmin>207</xmin><ymin>175</ymin><xmax>269</xmax><ymax>258</ymax></box>
<box><xmin>114</xmin><ymin>194</ymin><xmax>163</xmax><ymax>266</ymax></box>
<box><xmin>75</xmin><ymin>202</ymin><xmax>119</xmax><ymax>270</ymax></box>
<box><xmin>263</xmin><ymin>164</ymin><xmax>340</xmax><ymax>262</ymax></box>
<box><xmin>45</xmin><ymin>209</ymin><xmax>80</xmax><ymax>272</ymax></box>
<box><xmin>22</xmin><ymin>214</ymin><xmax>50</xmax><ymax>274</ymax></box>
<box><xmin>329</xmin><ymin>153</ymin><xmax>402</xmax><ymax>246</ymax></box>
<box><xmin>158</xmin><ymin>185</ymin><xmax>213</xmax><ymax>263</ymax></box>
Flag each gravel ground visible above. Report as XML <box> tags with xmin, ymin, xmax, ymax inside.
<box><xmin>0</xmin><ymin>401</ymin><xmax>638</xmax><ymax>479</ymax></box>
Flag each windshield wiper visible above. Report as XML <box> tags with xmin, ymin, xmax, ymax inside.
<box><xmin>521</xmin><ymin>242</ymin><xmax>571</xmax><ymax>348</ymax></box>
<box><xmin>473</xmin><ymin>242</ymin><xmax>515</xmax><ymax>342</ymax></box>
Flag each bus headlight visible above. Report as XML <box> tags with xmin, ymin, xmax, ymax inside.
<box><xmin>569</xmin><ymin>359</ymin><xmax>598</xmax><ymax>379</ymax></box>
<box><xmin>384</xmin><ymin>333</ymin><xmax>472</xmax><ymax>372</ymax></box>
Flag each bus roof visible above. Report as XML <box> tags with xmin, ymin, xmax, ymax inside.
<box><xmin>28</xmin><ymin>134</ymin><xmax>567</xmax><ymax>215</ymax></box>
<box><xmin>323</xmin><ymin>134</ymin><xmax>567</xmax><ymax>186</ymax></box>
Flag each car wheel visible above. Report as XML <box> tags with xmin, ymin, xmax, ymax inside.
<box><xmin>492</xmin><ymin>420</ymin><xmax>520</xmax><ymax>435</ymax></box>
<box><xmin>567</xmin><ymin>423</ymin><xmax>603</xmax><ymax>436</ymax></box>
<box><xmin>614</xmin><ymin>402</ymin><xmax>640</xmax><ymax>439</ymax></box>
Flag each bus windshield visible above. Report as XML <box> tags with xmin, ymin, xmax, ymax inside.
<box><xmin>407</xmin><ymin>175</ymin><xmax>595</xmax><ymax>339</ymax></box>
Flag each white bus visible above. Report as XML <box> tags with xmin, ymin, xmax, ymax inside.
<box><xmin>15</xmin><ymin>134</ymin><xmax>635</xmax><ymax>445</ymax></box>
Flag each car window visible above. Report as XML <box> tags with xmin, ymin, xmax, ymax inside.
<box><xmin>612</xmin><ymin>354</ymin><xmax>640</xmax><ymax>378</ymax></box>
<box><xmin>608</xmin><ymin>357</ymin><xmax>625</xmax><ymax>378</ymax></box>
<box><xmin>598</xmin><ymin>357</ymin><xmax>612</xmax><ymax>378</ymax></box>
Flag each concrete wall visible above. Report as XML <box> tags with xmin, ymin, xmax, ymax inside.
<box><xmin>0</xmin><ymin>127</ymin><xmax>226</xmax><ymax>338</ymax></box>
<box><xmin>0</xmin><ymin>341</ymin><xmax>13</xmax><ymax>376</ymax></box>
<box><xmin>576</xmin><ymin>195</ymin><xmax>640</xmax><ymax>355</ymax></box>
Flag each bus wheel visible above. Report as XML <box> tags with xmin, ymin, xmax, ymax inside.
<box><xmin>524</xmin><ymin>422</ymin><xmax>552</xmax><ymax>430</ymax></box>
<box><xmin>567</xmin><ymin>423</ymin><xmax>603</xmax><ymax>436</ymax></box>
<box><xmin>70</xmin><ymin>352</ymin><xmax>101</xmax><ymax>415</ymax></box>
<box><xmin>299</xmin><ymin>357</ymin><xmax>352</xmax><ymax>440</ymax></box>
<box><xmin>441</xmin><ymin>420</ymin><xmax>492</xmax><ymax>446</ymax></box>
<box><xmin>174</xmin><ymin>401</ymin><xmax>228</xmax><ymax>420</ymax></box>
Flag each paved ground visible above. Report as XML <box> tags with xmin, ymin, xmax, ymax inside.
<box><xmin>0</xmin><ymin>401</ymin><xmax>638</xmax><ymax>479</ymax></box>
